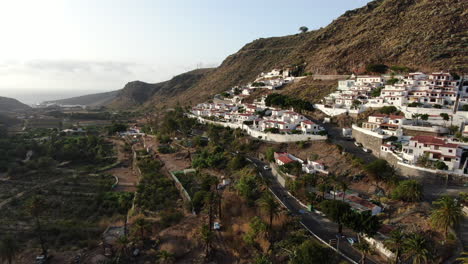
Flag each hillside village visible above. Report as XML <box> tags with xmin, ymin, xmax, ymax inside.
<box><xmin>1</xmin><ymin>0</ymin><xmax>467</xmax><ymax>263</ymax></box>
<box><xmin>190</xmin><ymin>68</ymin><xmax>468</xmax><ymax>176</ymax></box>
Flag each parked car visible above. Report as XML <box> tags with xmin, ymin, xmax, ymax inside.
<box><xmin>347</xmin><ymin>237</ymin><xmax>357</xmax><ymax>245</ymax></box>
<box><xmin>263</xmin><ymin>165</ymin><xmax>270</xmax><ymax>170</ymax></box>
<box><xmin>354</xmin><ymin>142</ymin><xmax>362</xmax><ymax>147</ymax></box>
<box><xmin>362</xmin><ymin>148</ymin><xmax>371</xmax><ymax>153</ymax></box>
<box><xmin>213</xmin><ymin>222</ymin><xmax>221</xmax><ymax>230</ymax></box>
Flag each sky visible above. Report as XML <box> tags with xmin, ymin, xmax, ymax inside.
<box><xmin>0</xmin><ymin>0</ymin><xmax>371</xmax><ymax>104</ymax></box>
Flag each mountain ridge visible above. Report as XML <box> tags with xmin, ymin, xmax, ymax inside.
<box><xmin>0</xmin><ymin>96</ymin><xmax>31</xmax><ymax>112</ymax></box>
<box><xmin>51</xmin><ymin>0</ymin><xmax>467</xmax><ymax>110</ymax></box>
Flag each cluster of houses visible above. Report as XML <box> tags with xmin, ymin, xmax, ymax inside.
<box><xmin>221</xmin><ymin>68</ymin><xmax>297</xmax><ymax>104</ymax></box>
<box><xmin>358</xmin><ymin>113</ymin><xmax>468</xmax><ymax>174</ymax></box>
<box><xmin>323</xmin><ymin>72</ymin><xmax>467</xmax><ymax>110</ymax></box>
<box><xmin>191</xmin><ymin>102</ymin><xmax>325</xmax><ymax>135</ymax></box>
<box><xmin>273</xmin><ymin>152</ymin><xmax>383</xmax><ymax>215</ymax></box>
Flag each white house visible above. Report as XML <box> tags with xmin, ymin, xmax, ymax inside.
<box><xmin>402</xmin><ymin>135</ymin><xmax>461</xmax><ymax>170</ymax></box>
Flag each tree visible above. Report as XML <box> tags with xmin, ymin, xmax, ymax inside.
<box><xmin>355</xmin><ymin>240</ymin><xmax>374</xmax><ymax>264</ymax></box>
<box><xmin>366</xmin><ymin>64</ymin><xmax>388</xmax><ymax>74</ymax></box>
<box><xmin>391</xmin><ymin>180</ymin><xmax>423</xmax><ymax>202</ymax></box>
<box><xmin>420</xmin><ymin>114</ymin><xmax>429</xmax><ymax>122</ymax></box>
<box><xmin>228</xmin><ymin>155</ymin><xmax>246</xmax><ymax>170</ymax></box>
<box><xmin>133</xmin><ymin>217</ymin><xmax>151</xmax><ymax>242</ymax></box>
<box><xmin>243</xmin><ymin>217</ymin><xmax>267</xmax><ymax>246</ymax></box>
<box><xmin>364</xmin><ymin>159</ymin><xmax>395</xmax><ymax>185</ymax></box>
<box><xmin>319</xmin><ymin>200</ymin><xmax>351</xmax><ymax>234</ymax></box>
<box><xmin>384</xmin><ymin>228</ymin><xmax>405</xmax><ymax>264</ymax></box>
<box><xmin>299</xmin><ymin>26</ymin><xmax>308</xmax><ymax>33</ymax></box>
<box><xmin>430</xmin><ymin>195</ymin><xmax>463</xmax><ymax>238</ymax></box>
<box><xmin>440</xmin><ymin>113</ymin><xmax>449</xmax><ymax>127</ymax></box>
<box><xmin>199</xmin><ymin>224</ymin><xmax>214</xmax><ymax>257</ymax></box>
<box><xmin>236</xmin><ymin>171</ymin><xmax>259</xmax><ymax>205</ymax></box>
<box><xmin>265</xmin><ymin>147</ymin><xmax>275</xmax><ymax>162</ymax></box>
<box><xmin>158</xmin><ymin>250</ymin><xmax>175</xmax><ymax>264</ymax></box>
<box><xmin>340</xmin><ymin>182</ymin><xmax>348</xmax><ymax>202</ymax></box>
<box><xmin>289</xmin><ymin>240</ymin><xmax>336</xmax><ymax>264</ymax></box>
<box><xmin>448</xmin><ymin>125</ymin><xmax>459</xmax><ymax>135</ymax></box>
<box><xmin>0</xmin><ymin>236</ymin><xmax>20</xmax><ymax>264</ymax></box>
<box><xmin>253</xmin><ymin>255</ymin><xmax>272</xmax><ymax>264</ymax></box>
<box><xmin>28</xmin><ymin>196</ymin><xmax>47</xmax><ymax>256</ymax></box>
<box><xmin>115</xmin><ymin>235</ymin><xmax>130</xmax><ymax>259</ymax></box>
<box><xmin>379</xmin><ymin>106</ymin><xmax>397</xmax><ymax>115</ymax></box>
<box><xmin>403</xmin><ymin>233</ymin><xmax>431</xmax><ymax>264</ymax></box>
<box><xmin>258</xmin><ymin>192</ymin><xmax>280</xmax><ymax>231</ymax></box>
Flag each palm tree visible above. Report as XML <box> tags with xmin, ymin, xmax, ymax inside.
<box><xmin>258</xmin><ymin>192</ymin><xmax>280</xmax><ymax>231</ymax></box>
<box><xmin>384</xmin><ymin>228</ymin><xmax>405</xmax><ymax>264</ymax></box>
<box><xmin>115</xmin><ymin>235</ymin><xmax>130</xmax><ymax>259</ymax></box>
<box><xmin>28</xmin><ymin>196</ymin><xmax>47</xmax><ymax>256</ymax></box>
<box><xmin>158</xmin><ymin>250</ymin><xmax>175</xmax><ymax>264</ymax></box>
<box><xmin>340</xmin><ymin>182</ymin><xmax>348</xmax><ymax>202</ymax></box>
<box><xmin>430</xmin><ymin>195</ymin><xmax>463</xmax><ymax>238</ymax></box>
<box><xmin>0</xmin><ymin>236</ymin><xmax>20</xmax><ymax>264</ymax></box>
<box><xmin>133</xmin><ymin>217</ymin><xmax>151</xmax><ymax>242</ymax></box>
<box><xmin>355</xmin><ymin>240</ymin><xmax>374</xmax><ymax>264</ymax></box>
<box><xmin>199</xmin><ymin>224</ymin><xmax>214</xmax><ymax>257</ymax></box>
<box><xmin>403</xmin><ymin>233</ymin><xmax>431</xmax><ymax>264</ymax></box>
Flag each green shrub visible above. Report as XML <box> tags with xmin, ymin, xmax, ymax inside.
<box><xmin>391</xmin><ymin>180</ymin><xmax>423</xmax><ymax>202</ymax></box>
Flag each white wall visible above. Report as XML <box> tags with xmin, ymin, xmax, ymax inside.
<box><xmin>189</xmin><ymin>114</ymin><xmax>327</xmax><ymax>143</ymax></box>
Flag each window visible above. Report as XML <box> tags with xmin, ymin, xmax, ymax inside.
<box><xmin>449</xmin><ymin>149</ymin><xmax>453</xmax><ymax>153</ymax></box>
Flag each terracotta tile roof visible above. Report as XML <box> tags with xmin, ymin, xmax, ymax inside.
<box><xmin>277</xmin><ymin>155</ymin><xmax>294</xmax><ymax>164</ymax></box>
<box><xmin>302</xmin><ymin>120</ymin><xmax>315</xmax><ymax>125</ymax></box>
<box><xmin>347</xmin><ymin>196</ymin><xmax>378</xmax><ymax>209</ymax></box>
<box><xmin>411</xmin><ymin>136</ymin><xmax>458</xmax><ymax>148</ymax></box>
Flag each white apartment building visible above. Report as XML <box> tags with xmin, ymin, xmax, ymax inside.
<box><xmin>402</xmin><ymin>135</ymin><xmax>462</xmax><ymax>170</ymax></box>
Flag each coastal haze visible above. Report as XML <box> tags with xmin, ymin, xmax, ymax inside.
<box><xmin>0</xmin><ymin>0</ymin><xmax>370</xmax><ymax>104</ymax></box>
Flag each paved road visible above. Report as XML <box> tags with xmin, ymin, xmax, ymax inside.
<box><xmin>321</xmin><ymin>122</ymin><xmax>376</xmax><ymax>163</ymax></box>
<box><xmin>248</xmin><ymin>157</ymin><xmax>379</xmax><ymax>264</ymax></box>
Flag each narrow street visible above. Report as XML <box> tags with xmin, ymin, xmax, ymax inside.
<box><xmin>248</xmin><ymin>157</ymin><xmax>380</xmax><ymax>264</ymax></box>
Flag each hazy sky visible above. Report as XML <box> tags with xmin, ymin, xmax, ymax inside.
<box><xmin>0</xmin><ymin>0</ymin><xmax>370</xmax><ymax>104</ymax></box>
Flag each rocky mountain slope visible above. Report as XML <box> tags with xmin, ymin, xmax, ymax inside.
<box><xmin>0</xmin><ymin>96</ymin><xmax>31</xmax><ymax>112</ymax></box>
<box><xmin>158</xmin><ymin>0</ymin><xmax>466</xmax><ymax>108</ymax></box>
<box><xmin>48</xmin><ymin>90</ymin><xmax>119</xmax><ymax>107</ymax></box>
<box><xmin>56</xmin><ymin>0</ymin><xmax>467</xmax><ymax>110</ymax></box>
<box><xmin>108</xmin><ymin>68</ymin><xmax>213</xmax><ymax>109</ymax></box>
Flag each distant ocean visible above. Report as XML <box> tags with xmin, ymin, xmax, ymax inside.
<box><xmin>0</xmin><ymin>90</ymin><xmax>104</xmax><ymax>105</ymax></box>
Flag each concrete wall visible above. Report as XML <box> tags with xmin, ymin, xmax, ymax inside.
<box><xmin>352</xmin><ymin>125</ymin><xmax>386</xmax><ymax>154</ymax></box>
<box><xmin>190</xmin><ymin>115</ymin><xmax>327</xmax><ymax>143</ymax></box>
<box><xmin>314</xmin><ymin>104</ymin><xmax>349</xmax><ymax>117</ymax></box>
<box><xmin>312</xmin><ymin>75</ymin><xmax>350</xmax><ymax>80</ymax></box>
<box><xmin>271</xmin><ymin>163</ymin><xmax>286</xmax><ymax>187</ymax></box>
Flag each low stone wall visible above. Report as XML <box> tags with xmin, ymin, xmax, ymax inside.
<box><xmin>169</xmin><ymin>171</ymin><xmax>192</xmax><ymax>204</ymax></box>
<box><xmin>190</xmin><ymin>115</ymin><xmax>327</xmax><ymax>143</ymax></box>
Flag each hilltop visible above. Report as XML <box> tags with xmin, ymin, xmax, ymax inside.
<box><xmin>47</xmin><ymin>90</ymin><xmax>119</xmax><ymax>107</ymax></box>
<box><xmin>0</xmin><ymin>96</ymin><xmax>31</xmax><ymax>112</ymax></box>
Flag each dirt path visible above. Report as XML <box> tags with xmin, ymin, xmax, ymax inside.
<box><xmin>108</xmin><ymin>138</ymin><xmax>138</xmax><ymax>192</ymax></box>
